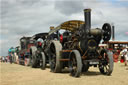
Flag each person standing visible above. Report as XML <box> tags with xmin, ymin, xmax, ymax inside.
<box><xmin>9</xmin><ymin>53</ymin><xmax>13</xmax><ymax>64</ymax></box>
<box><xmin>119</xmin><ymin>48</ymin><xmax>125</xmax><ymax>63</ymax></box>
<box><xmin>124</xmin><ymin>47</ymin><xmax>128</xmax><ymax>66</ymax></box>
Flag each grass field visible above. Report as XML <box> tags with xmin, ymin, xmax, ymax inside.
<box><xmin>0</xmin><ymin>62</ymin><xmax>128</xmax><ymax>85</ymax></box>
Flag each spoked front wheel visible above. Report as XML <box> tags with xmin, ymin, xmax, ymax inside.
<box><xmin>99</xmin><ymin>49</ymin><xmax>114</xmax><ymax>75</ymax></box>
<box><xmin>82</xmin><ymin>62</ymin><xmax>89</xmax><ymax>72</ymax></box>
<box><xmin>69</xmin><ymin>50</ymin><xmax>82</xmax><ymax>77</ymax></box>
<box><xmin>40</xmin><ymin>52</ymin><xmax>46</xmax><ymax>70</ymax></box>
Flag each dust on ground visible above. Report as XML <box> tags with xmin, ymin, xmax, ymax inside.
<box><xmin>0</xmin><ymin>62</ymin><xmax>128</xmax><ymax>85</ymax></box>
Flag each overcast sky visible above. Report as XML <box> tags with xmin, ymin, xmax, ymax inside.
<box><xmin>0</xmin><ymin>0</ymin><xmax>128</xmax><ymax>56</ymax></box>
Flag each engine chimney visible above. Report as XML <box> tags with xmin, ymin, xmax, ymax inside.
<box><xmin>112</xmin><ymin>25</ymin><xmax>115</xmax><ymax>41</ymax></box>
<box><xmin>84</xmin><ymin>9</ymin><xmax>91</xmax><ymax>29</ymax></box>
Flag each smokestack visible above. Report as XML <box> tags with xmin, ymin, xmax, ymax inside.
<box><xmin>84</xmin><ymin>9</ymin><xmax>91</xmax><ymax>29</ymax></box>
<box><xmin>112</xmin><ymin>25</ymin><xmax>115</xmax><ymax>41</ymax></box>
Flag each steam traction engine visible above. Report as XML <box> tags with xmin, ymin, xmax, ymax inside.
<box><xmin>19</xmin><ymin>37</ymin><xmax>34</xmax><ymax>65</ymax></box>
<box><xmin>49</xmin><ymin>9</ymin><xmax>113</xmax><ymax>77</ymax></box>
<box><xmin>29</xmin><ymin>30</ymin><xmax>62</xmax><ymax>69</ymax></box>
<box><xmin>29</xmin><ymin>33</ymin><xmax>48</xmax><ymax>69</ymax></box>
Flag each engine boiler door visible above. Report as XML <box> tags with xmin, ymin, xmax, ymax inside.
<box><xmin>88</xmin><ymin>39</ymin><xmax>97</xmax><ymax>50</ymax></box>
<box><xmin>102</xmin><ymin>23</ymin><xmax>111</xmax><ymax>41</ymax></box>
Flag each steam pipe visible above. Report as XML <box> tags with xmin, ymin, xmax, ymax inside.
<box><xmin>112</xmin><ymin>25</ymin><xmax>115</xmax><ymax>41</ymax></box>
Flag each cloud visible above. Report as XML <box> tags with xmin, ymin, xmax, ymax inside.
<box><xmin>0</xmin><ymin>0</ymin><xmax>128</xmax><ymax>56</ymax></box>
<box><xmin>54</xmin><ymin>0</ymin><xmax>84</xmax><ymax>15</ymax></box>
<box><xmin>0</xmin><ymin>0</ymin><xmax>68</xmax><ymax>56</ymax></box>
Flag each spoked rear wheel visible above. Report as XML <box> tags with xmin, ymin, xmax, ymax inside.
<box><xmin>30</xmin><ymin>46</ymin><xmax>38</xmax><ymax>68</ymax></box>
<box><xmin>49</xmin><ymin>41</ymin><xmax>62</xmax><ymax>73</ymax></box>
<box><xmin>99</xmin><ymin>49</ymin><xmax>114</xmax><ymax>75</ymax></box>
<box><xmin>69</xmin><ymin>50</ymin><xmax>82</xmax><ymax>77</ymax></box>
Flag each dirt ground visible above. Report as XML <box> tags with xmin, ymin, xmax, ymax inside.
<box><xmin>0</xmin><ymin>62</ymin><xmax>128</xmax><ymax>85</ymax></box>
